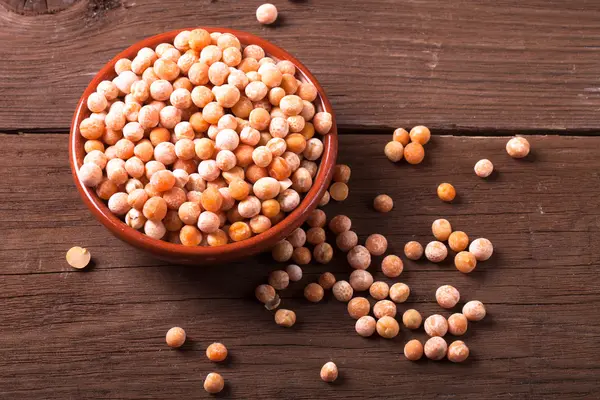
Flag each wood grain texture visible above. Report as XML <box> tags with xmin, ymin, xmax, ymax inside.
<box><xmin>2</xmin><ymin>0</ymin><xmax>600</xmax><ymax>132</ymax></box>
<box><xmin>0</xmin><ymin>133</ymin><xmax>598</xmax><ymax>399</ymax></box>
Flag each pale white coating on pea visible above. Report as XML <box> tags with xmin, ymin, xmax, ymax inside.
<box><xmin>332</xmin><ymin>280</ymin><xmax>353</xmax><ymax>302</ymax></box>
<box><xmin>463</xmin><ymin>300</ymin><xmax>486</xmax><ymax>321</ymax></box>
<box><xmin>424</xmin><ymin>314</ymin><xmax>448</xmax><ymax>337</ymax></box>
<box><xmin>389</xmin><ymin>282</ymin><xmax>410</xmax><ymax>303</ymax></box>
<box><xmin>436</xmin><ymin>285</ymin><xmax>460</xmax><ymax>309</ymax></box>
<box><xmin>474</xmin><ymin>159</ymin><xmax>494</xmax><ymax>178</ymax></box>
<box><xmin>506</xmin><ymin>136</ymin><xmax>530</xmax><ymax>158</ymax></box>
<box><xmin>197</xmin><ymin>211</ymin><xmax>220</xmax><ymax>233</ymax></box>
<box><xmin>256</xmin><ymin>3</ymin><xmax>278</xmax><ymax>25</ymax></box>
<box><xmin>349</xmin><ymin>269</ymin><xmax>373</xmax><ymax>292</ymax></box>
<box><xmin>238</xmin><ymin>195</ymin><xmax>261</xmax><ymax>218</ymax></box>
<box><xmin>425</xmin><ymin>241</ymin><xmax>448</xmax><ymax>263</ymax></box>
<box><xmin>97</xmin><ymin>80</ymin><xmax>119</xmax><ymax>101</ymax></box>
<box><xmin>198</xmin><ymin>160</ymin><xmax>221</xmax><ymax>182</ymax></box>
<box><xmin>424</xmin><ymin>337</ymin><xmax>447</xmax><ymax>360</ymax></box>
<box><xmin>373</xmin><ymin>299</ymin><xmax>397</xmax><ymax>319</ymax></box>
<box><xmin>469</xmin><ymin>238</ymin><xmax>494</xmax><ymax>261</ymax></box>
<box><xmin>87</xmin><ymin>92</ymin><xmax>108</xmax><ymax>113</ymax></box>
<box><xmin>347</xmin><ymin>245</ymin><xmax>371</xmax><ymax>270</ymax></box>
<box><xmin>355</xmin><ymin>315</ymin><xmax>377</xmax><ymax>337</ymax></box>
<box><xmin>108</xmin><ymin>192</ymin><xmax>131</xmax><ymax>216</ymax></box>
<box><xmin>285</xmin><ymin>264</ymin><xmax>303</xmax><ymax>281</ymax></box>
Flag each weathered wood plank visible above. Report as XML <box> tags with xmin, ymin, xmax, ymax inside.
<box><xmin>0</xmin><ymin>133</ymin><xmax>598</xmax><ymax>398</ymax></box>
<box><xmin>2</xmin><ymin>0</ymin><xmax>600</xmax><ymax>132</ymax></box>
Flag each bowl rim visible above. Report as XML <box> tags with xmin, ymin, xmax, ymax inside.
<box><xmin>69</xmin><ymin>27</ymin><xmax>337</xmax><ymax>263</ymax></box>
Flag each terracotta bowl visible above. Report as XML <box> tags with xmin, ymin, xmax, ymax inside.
<box><xmin>70</xmin><ymin>27</ymin><xmax>338</xmax><ymax>265</ymax></box>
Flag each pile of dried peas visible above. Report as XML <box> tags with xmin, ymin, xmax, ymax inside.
<box><xmin>77</xmin><ymin>28</ymin><xmax>333</xmax><ymax>246</ymax></box>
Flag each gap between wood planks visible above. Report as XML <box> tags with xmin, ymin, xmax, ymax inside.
<box><xmin>2</xmin><ymin>128</ymin><xmax>600</xmax><ymax>136</ymax></box>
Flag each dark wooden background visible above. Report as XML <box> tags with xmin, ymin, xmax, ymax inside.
<box><xmin>1</xmin><ymin>1</ymin><xmax>599</xmax><ymax>399</ymax></box>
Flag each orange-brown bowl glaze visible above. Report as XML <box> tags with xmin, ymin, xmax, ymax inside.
<box><xmin>69</xmin><ymin>28</ymin><xmax>338</xmax><ymax>264</ymax></box>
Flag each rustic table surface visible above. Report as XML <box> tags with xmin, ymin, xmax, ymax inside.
<box><xmin>1</xmin><ymin>1</ymin><xmax>599</xmax><ymax>399</ymax></box>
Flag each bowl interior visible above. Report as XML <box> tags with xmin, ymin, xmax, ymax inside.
<box><xmin>70</xmin><ymin>27</ymin><xmax>338</xmax><ymax>264</ymax></box>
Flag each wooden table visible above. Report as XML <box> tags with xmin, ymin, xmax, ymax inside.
<box><xmin>1</xmin><ymin>1</ymin><xmax>599</xmax><ymax>398</ymax></box>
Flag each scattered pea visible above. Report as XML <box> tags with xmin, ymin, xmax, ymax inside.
<box><xmin>313</xmin><ymin>242</ymin><xmax>333</xmax><ymax>264</ymax></box>
<box><xmin>206</xmin><ymin>342</ymin><xmax>228</xmax><ymax>362</ymax></box>
<box><xmin>409</xmin><ymin>125</ymin><xmax>431</xmax><ymax>145</ymax></box>
<box><xmin>203</xmin><ymin>372</ymin><xmax>225</xmax><ymax>394</ymax></box>
<box><xmin>432</xmin><ymin>218</ymin><xmax>452</xmax><ymax>241</ymax></box>
<box><xmin>436</xmin><ymin>285</ymin><xmax>460</xmax><ymax>309</ymax></box>
<box><xmin>272</xmin><ymin>240</ymin><xmax>293</xmax><ymax>262</ymax></box>
<box><xmin>336</xmin><ymin>230</ymin><xmax>358</xmax><ymax>252</ymax></box>
<box><xmin>347</xmin><ymin>245</ymin><xmax>371</xmax><ymax>270</ymax></box>
<box><xmin>332</xmin><ymin>280</ymin><xmax>353</xmax><ymax>302</ymax></box>
<box><xmin>369</xmin><ymin>281</ymin><xmax>390</xmax><ymax>300</ymax></box>
<box><xmin>329</xmin><ymin>182</ymin><xmax>349</xmax><ymax>201</ymax></box>
<box><xmin>403</xmin><ymin>142</ymin><xmax>425</xmax><ymax>164</ymax></box>
<box><xmin>425</xmin><ymin>241</ymin><xmax>448</xmax><ymax>263</ymax></box>
<box><xmin>437</xmin><ymin>183</ymin><xmax>456</xmax><ymax>202</ymax></box>
<box><xmin>381</xmin><ymin>255</ymin><xmax>403</xmax><ymax>278</ymax></box>
<box><xmin>404</xmin><ymin>339</ymin><xmax>424</xmax><ymax>361</ymax></box>
<box><xmin>349</xmin><ymin>269</ymin><xmax>374</xmax><ymax>292</ymax></box>
<box><xmin>275</xmin><ymin>309</ymin><xmax>296</xmax><ymax>327</ymax></box>
<box><xmin>455</xmin><ymin>251</ymin><xmax>477</xmax><ymax>273</ymax></box>
<box><xmin>402</xmin><ymin>309</ymin><xmax>422</xmax><ymax>329</ymax></box>
<box><xmin>355</xmin><ymin>315</ymin><xmax>377</xmax><ymax>337</ymax></box>
<box><xmin>66</xmin><ymin>246</ymin><xmax>92</xmax><ymax>269</ymax></box>
<box><xmin>320</xmin><ymin>362</ymin><xmax>338</xmax><ymax>383</ymax></box>
<box><xmin>255</xmin><ymin>284</ymin><xmax>276</xmax><ymax>304</ymax></box>
<box><xmin>404</xmin><ymin>241</ymin><xmax>424</xmax><ymax>260</ymax></box>
<box><xmin>373</xmin><ymin>194</ymin><xmax>393</xmax><ymax>213</ymax></box>
<box><xmin>332</xmin><ymin>164</ymin><xmax>351</xmax><ymax>183</ymax></box>
<box><xmin>304</xmin><ymin>282</ymin><xmax>324</xmax><ymax>303</ymax></box>
<box><xmin>463</xmin><ymin>300</ymin><xmax>486</xmax><ymax>321</ymax></box>
<box><xmin>447</xmin><ymin>313</ymin><xmax>468</xmax><ymax>336</ymax></box>
<box><xmin>268</xmin><ymin>270</ymin><xmax>290</xmax><ymax>290</ymax></box>
<box><xmin>393</xmin><ymin>128</ymin><xmax>410</xmax><ymax>146</ymax></box>
<box><xmin>447</xmin><ymin>340</ymin><xmax>470</xmax><ymax>363</ymax></box>
<box><xmin>285</xmin><ymin>264</ymin><xmax>303</xmax><ymax>282</ymax></box>
<box><xmin>318</xmin><ymin>272</ymin><xmax>336</xmax><ymax>290</ymax></box>
<box><xmin>389</xmin><ymin>282</ymin><xmax>410</xmax><ymax>303</ymax></box>
<box><xmin>424</xmin><ymin>314</ymin><xmax>448</xmax><ymax>337</ymax></box>
<box><xmin>373</xmin><ymin>300</ymin><xmax>397</xmax><ymax>319</ymax></box>
<box><xmin>469</xmin><ymin>238</ymin><xmax>493</xmax><ymax>261</ymax></box>
<box><xmin>376</xmin><ymin>316</ymin><xmax>400</xmax><ymax>339</ymax></box>
<box><xmin>165</xmin><ymin>327</ymin><xmax>186</xmax><ymax>348</ymax></box>
<box><xmin>328</xmin><ymin>215</ymin><xmax>351</xmax><ymax>235</ymax></box>
<box><xmin>384</xmin><ymin>141</ymin><xmax>404</xmax><ymax>162</ymax></box>
<box><xmin>347</xmin><ymin>297</ymin><xmax>371</xmax><ymax>319</ymax></box>
<box><xmin>292</xmin><ymin>246</ymin><xmax>312</xmax><ymax>265</ymax></box>
<box><xmin>448</xmin><ymin>231</ymin><xmax>469</xmax><ymax>252</ymax></box>
<box><xmin>474</xmin><ymin>159</ymin><xmax>494</xmax><ymax>177</ymax></box>
<box><xmin>365</xmin><ymin>233</ymin><xmax>388</xmax><ymax>256</ymax></box>
<box><xmin>506</xmin><ymin>136</ymin><xmax>530</xmax><ymax>158</ymax></box>
<box><xmin>424</xmin><ymin>337</ymin><xmax>447</xmax><ymax>360</ymax></box>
